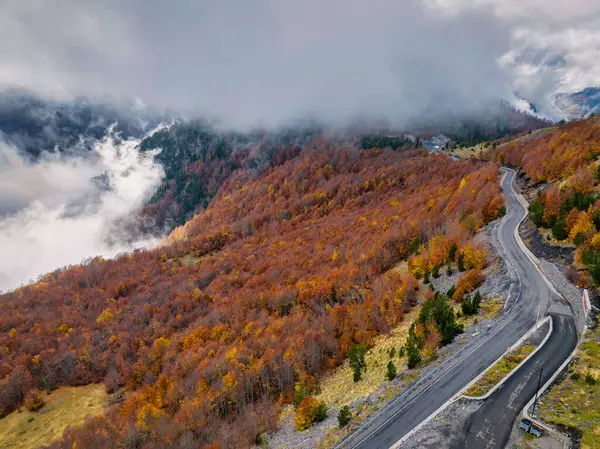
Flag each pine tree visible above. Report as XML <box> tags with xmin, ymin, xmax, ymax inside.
<box><xmin>338</xmin><ymin>406</ymin><xmax>351</xmax><ymax>428</ymax></box>
<box><xmin>386</xmin><ymin>361</ymin><xmax>397</xmax><ymax>381</ymax></box>
<box><xmin>348</xmin><ymin>344</ymin><xmax>368</xmax><ymax>382</ymax></box>
<box><xmin>446</xmin><ymin>284</ymin><xmax>456</xmax><ymax>298</ymax></box>
<box><xmin>552</xmin><ymin>218</ymin><xmax>566</xmax><ymax>240</ymax></box>
<box><xmin>473</xmin><ymin>291</ymin><xmax>482</xmax><ymax>310</ymax></box>
<box><xmin>448</xmin><ymin>242</ymin><xmax>458</xmax><ymax>262</ymax></box>
<box><xmin>406</xmin><ymin>339</ymin><xmax>421</xmax><ymax>369</ymax></box>
<box><xmin>419</xmin><ymin>293</ymin><xmax>463</xmax><ymax>345</ymax></box>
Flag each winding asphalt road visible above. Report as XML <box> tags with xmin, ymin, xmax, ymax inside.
<box><xmin>455</xmin><ymin>311</ymin><xmax>577</xmax><ymax>449</ymax></box>
<box><xmin>341</xmin><ymin>168</ymin><xmax>578</xmax><ymax>449</ymax></box>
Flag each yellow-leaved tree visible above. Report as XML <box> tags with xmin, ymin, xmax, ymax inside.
<box><xmin>569</xmin><ymin>211</ymin><xmax>593</xmax><ymax>243</ymax></box>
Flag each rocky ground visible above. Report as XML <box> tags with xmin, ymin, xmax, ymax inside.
<box><xmin>398</xmin><ymin>398</ymin><xmax>482</xmax><ymax>449</ymax></box>
<box><xmin>429</xmin><ymin>219</ymin><xmax>515</xmax><ymax>301</ymax></box>
<box><xmin>505</xmin><ymin>419</ymin><xmax>566</xmax><ymax>449</ymax></box>
<box><xmin>520</xmin><ymin>220</ymin><xmax>575</xmax><ymax>265</ymax></box>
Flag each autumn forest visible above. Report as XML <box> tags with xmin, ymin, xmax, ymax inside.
<box><xmin>489</xmin><ymin>115</ymin><xmax>600</xmax><ymax>285</ymax></box>
<box><xmin>1</xmin><ymin>141</ymin><xmax>506</xmax><ymax>448</ymax></box>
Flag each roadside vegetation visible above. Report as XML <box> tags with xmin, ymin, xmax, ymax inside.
<box><xmin>0</xmin><ymin>384</ymin><xmax>110</xmax><ymax>449</ymax></box>
<box><xmin>538</xmin><ymin>326</ymin><xmax>600</xmax><ymax>449</ymax></box>
<box><xmin>483</xmin><ymin>116</ymin><xmax>600</xmax><ymax>448</ymax></box>
<box><xmin>0</xmin><ymin>148</ymin><xmax>506</xmax><ymax>449</ymax></box>
<box><xmin>292</xmin><ymin>247</ymin><xmax>504</xmax><ymax>447</ymax></box>
<box><xmin>463</xmin><ymin>343</ymin><xmax>536</xmax><ymax>398</ymax></box>
<box><xmin>488</xmin><ymin>115</ymin><xmax>600</xmax><ymax>286</ymax></box>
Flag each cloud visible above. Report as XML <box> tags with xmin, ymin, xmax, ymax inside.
<box><xmin>5</xmin><ymin>0</ymin><xmax>598</xmax><ymax>126</ymax></box>
<box><xmin>426</xmin><ymin>0</ymin><xmax>600</xmax><ymax>115</ymax></box>
<box><xmin>0</xmin><ymin>0</ymin><xmax>524</xmax><ymax>128</ymax></box>
<box><xmin>0</xmin><ymin>131</ymin><xmax>164</xmax><ymax>292</ymax></box>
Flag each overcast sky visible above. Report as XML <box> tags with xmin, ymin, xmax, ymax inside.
<box><xmin>1</xmin><ymin>0</ymin><xmax>599</xmax><ymax>127</ymax></box>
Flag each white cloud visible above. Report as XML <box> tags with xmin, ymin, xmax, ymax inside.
<box><xmin>0</xmin><ymin>131</ymin><xmax>164</xmax><ymax>292</ymax></box>
<box><xmin>425</xmin><ymin>0</ymin><xmax>600</xmax><ymax>109</ymax></box>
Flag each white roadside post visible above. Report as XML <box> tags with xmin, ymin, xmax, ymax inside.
<box><xmin>583</xmin><ymin>289</ymin><xmax>591</xmax><ymax>318</ymax></box>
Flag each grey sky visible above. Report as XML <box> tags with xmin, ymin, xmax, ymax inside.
<box><xmin>0</xmin><ymin>1</ymin><xmax>575</xmax><ymax>127</ymax></box>
<box><xmin>0</xmin><ymin>0</ymin><xmax>599</xmax><ymax>125</ymax></box>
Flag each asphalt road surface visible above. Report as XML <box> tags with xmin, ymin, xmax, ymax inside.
<box><xmin>341</xmin><ymin>168</ymin><xmax>573</xmax><ymax>449</ymax></box>
<box><xmin>454</xmin><ymin>311</ymin><xmax>577</xmax><ymax>449</ymax></box>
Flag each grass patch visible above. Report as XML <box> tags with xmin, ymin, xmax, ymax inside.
<box><xmin>312</xmin><ymin>306</ymin><xmax>424</xmax><ymax>449</ymax></box>
<box><xmin>316</xmin><ymin>307</ymin><xmax>422</xmax><ymax>409</ymax></box>
<box><xmin>0</xmin><ymin>384</ymin><xmax>110</xmax><ymax>449</ymax></box>
<box><xmin>464</xmin><ymin>343</ymin><xmax>536</xmax><ymax>397</ymax></box>
<box><xmin>479</xmin><ymin>296</ymin><xmax>505</xmax><ymax>319</ymax></box>
<box><xmin>442</xmin><ymin>144</ymin><xmax>488</xmax><ymax>159</ymax></box>
<box><xmin>538</xmin><ymin>329</ymin><xmax>600</xmax><ymax>449</ymax></box>
<box><xmin>456</xmin><ymin>296</ymin><xmax>504</xmax><ymax>330</ymax></box>
<box><xmin>537</xmin><ymin>228</ymin><xmax>575</xmax><ymax>248</ymax></box>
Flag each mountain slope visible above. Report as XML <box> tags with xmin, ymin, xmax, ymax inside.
<box><xmin>138</xmin><ymin>120</ymin><xmax>322</xmax><ymax>229</ymax></box>
<box><xmin>554</xmin><ymin>87</ymin><xmax>600</xmax><ymax>120</ymax></box>
<box><xmin>0</xmin><ymin>146</ymin><xmax>504</xmax><ymax>449</ymax></box>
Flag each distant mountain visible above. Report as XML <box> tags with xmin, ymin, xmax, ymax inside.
<box><xmin>0</xmin><ymin>88</ymin><xmax>164</xmax><ymax>157</ymax></box>
<box><xmin>405</xmin><ymin>101</ymin><xmax>550</xmax><ymax>146</ymax></box>
<box><xmin>554</xmin><ymin>87</ymin><xmax>600</xmax><ymax>120</ymax></box>
<box><xmin>0</xmin><ymin>89</ymin><xmax>556</xmax><ymax>233</ymax></box>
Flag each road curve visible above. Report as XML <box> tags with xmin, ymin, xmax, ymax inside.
<box><xmin>454</xmin><ymin>311</ymin><xmax>577</xmax><ymax>449</ymax></box>
<box><xmin>341</xmin><ymin>168</ymin><xmax>566</xmax><ymax>449</ymax></box>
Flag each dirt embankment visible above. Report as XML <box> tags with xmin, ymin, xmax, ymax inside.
<box><xmin>520</xmin><ymin>220</ymin><xmax>574</xmax><ymax>265</ymax></box>
<box><xmin>399</xmin><ymin>398</ymin><xmax>482</xmax><ymax>449</ymax></box>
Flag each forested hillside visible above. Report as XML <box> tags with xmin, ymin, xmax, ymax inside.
<box><xmin>138</xmin><ymin>107</ymin><xmax>539</xmax><ymax>232</ymax></box>
<box><xmin>0</xmin><ymin>89</ymin><xmax>542</xmax><ymax>234</ymax></box>
<box><xmin>139</xmin><ymin>120</ymin><xmax>322</xmax><ymax>229</ymax></box>
<box><xmin>488</xmin><ymin>115</ymin><xmax>600</xmax><ymax>284</ymax></box>
<box><xmin>489</xmin><ymin>115</ymin><xmax>600</xmax><ymax>182</ymax></box>
<box><xmin>408</xmin><ymin>101</ymin><xmax>550</xmax><ymax>146</ymax></box>
<box><xmin>0</xmin><ymin>144</ymin><xmax>504</xmax><ymax>448</ymax></box>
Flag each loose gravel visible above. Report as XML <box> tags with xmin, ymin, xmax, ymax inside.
<box><xmin>397</xmin><ymin>398</ymin><xmax>482</xmax><ymax>449</ymax></box>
